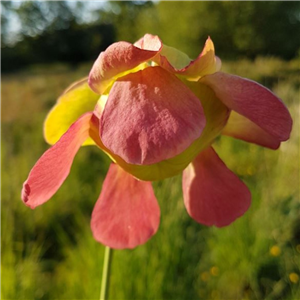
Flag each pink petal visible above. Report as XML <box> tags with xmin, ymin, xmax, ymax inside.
<box><xmin>100</xmin><ymin>66</ymin><xmax>206</xmax><ymax>165</ymax></box>
<box><xmin>21</xmin><ymin>113</ymin><xmax>93</xmax><ymax>209</ymax></box>
<box><xmin>91</xmin><ymin>164</ymin><xmax>160</xmax><ymax>249</ymax></box>
<box><xmin>182</xmin><ymin>147</ymin><xmax>251</xmax><ymax>227</ymax></box>
<box><xmin>154</xmin><ymin>37</ymin><xmax>220</xmax><ymax>78</ymax></box>
<box><xmin>200</xmin><ymin>72</ymin><xmax>292</xmax><ymax>141</ymax></box>
<box><xmin>222</xmin><ymin>111</ymin><xmax>280</xmax><ymax>149</ymax></box>
<box><xmin>134</xmin><ymin>33</ymin><xmax>162</xmax><ymax>51</ymax></box>
<box><xmin>88</xmin><ymin>36</ymin><xmax>162</xmax><ymax>94</ymax></box>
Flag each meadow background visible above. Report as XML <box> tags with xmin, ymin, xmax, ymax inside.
<box><xmin>2</xmin><ymin>2</ymin><xmax>300</xmax><ymax>300</ymax></box>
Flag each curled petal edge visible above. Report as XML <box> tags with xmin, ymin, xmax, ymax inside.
<box><xmin>154</xmin><ymin>37</ymin><xmax>220</xmax><ymax>79</ymax></box>
<box><xmin>89</xmin><ymin>34</ymin><xmax>162</xmax><ymax>94</ymax></box>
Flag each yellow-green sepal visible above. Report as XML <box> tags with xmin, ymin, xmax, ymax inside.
<box><xmin>44</xmin><ymin>78</ymin><xmax>100</xmax><ymax>146</ymax></box>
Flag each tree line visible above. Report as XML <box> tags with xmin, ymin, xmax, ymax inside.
<box><xmin>2</xmin><ymin>1</ymin><xmax>299</xmax><ymax>72</ymax></box>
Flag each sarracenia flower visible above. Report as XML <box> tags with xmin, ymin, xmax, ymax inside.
<box><xmin>22</xmin><ymin>34</ymin><xmax>292</xmax><ymax>249</ymax></box>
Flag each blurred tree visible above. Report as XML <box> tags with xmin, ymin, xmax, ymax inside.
<box><xmin>14</xmin><ymin>1</ymin><xmax>48</xmax><ymax>36</ymax></box>
<box><xmin>1</xmin><ymin>22</ymin><xmax>115</xmax><ymax>71</ymax></box>
<box><xmin>1</xmin><ymin>1</ymin><xmax>14</xmax><ymax>45</ymax></box>
<box><xmin>207</xmin><ymin>1</ymin><xmax>300</xmax><ymax>58</ymax></box>
<box><xmin>135</xmin><ymin>1</ymin><xmax>205</xmax><ymax>57</ymax></box>
<box><xmin>95</xmin><ymin>1</ymin><xmax>154</xmax><ymax>43</ymax></box>
<box><xmin>135</xmin><ymin>1</ymin><xmax>300</xmax><ymax>59</ymax></box>
<box><xmin>1</xmin><ymin>1</ymin><xmax>115</xmax><ymax>71</ymax></box>
<box><xmin>15</xmin><ymin>1</ymin><xmax>76</xmax><ymax>35</ymax></box>
<box><xmin>1</xmin><ymin>0</ymin><xmax>299</xmax><ymax>72</ymax></box>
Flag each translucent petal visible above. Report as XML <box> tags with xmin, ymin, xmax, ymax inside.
<box><xmin>44</xmin><ymin>78</ymin><xmax>99</xmax><ymax>146</ymax></box>
<box><xmin>222</xmin><ymin>111</ymin><xmax>280</xmax><ymax>149</ymax></box>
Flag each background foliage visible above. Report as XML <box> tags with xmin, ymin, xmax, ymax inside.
<box><xmin>2</xmin><ymin>1</ymin><xmax>300</xmax><ymax>72</ymax></box>
<box><xmin>2</xmin><ymin>1</ymin><xmax>300</xmax><ymax>300</ymax></box>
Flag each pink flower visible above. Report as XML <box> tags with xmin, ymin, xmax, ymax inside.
<box><xmin>21</xmin><ymin>34</ymin><xmax>292</xmax><ymax>249</ymax></box>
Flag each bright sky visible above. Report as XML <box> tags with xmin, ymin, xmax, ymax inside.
<box><xmin>3</xmin><ymin>1</ymin><xmax>109</xmax><ymax>43</ymax></box>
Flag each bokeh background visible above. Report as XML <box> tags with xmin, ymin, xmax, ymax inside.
<box><xmin>2</xmin><ymin>1</ymin><xmax>300</xmax><ymax>299</ymax></box>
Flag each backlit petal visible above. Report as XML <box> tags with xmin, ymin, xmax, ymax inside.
<box><xmin>182</xmin><ymin>146</ymin><xmax>251</xmax><ymax>227</ymax></box>
<box><xmin>44</xmin><ymin>78</ymin><xmax>99</xmax><ymax>146</ymax></box>
<box><xmin>22</xmin><ymin>113</ymin><xmax>93</xmax><ymax>209</ymax></box>
<box><xmin>134</xmin><ymin>33</ymin><xmax>162</xmax><ymax>51</ymax></box>
<box><xmin>222</xmin><ymin>111</ymin><xmax>280</xmax><ymax>149</ymax></box>
<box><xmin>89</xmin><ymin>36</ymin><xmax>162</xmax><ymax>94</ymax></box>
<box><xmin>89</xmin><ymin>83</ymin><xmax>229</xmax><ymax>181</ymax></box>
<box><xmin>200</xmin><ymin>72</ymin><xmax>293</xmax><ymax>141</ymax></box>
<box><xmin>155</xmin><ymin>45</ymin><xmax>192</xmax><ymax>70</ymax></box>
<box><xmin>100</xmin><ymin>66</ymin><xmax>206</xmax><ymax>165</ymax></box>
<box><xmin>91</xmin><ymin>164</ymin><xmax>160</xmax><ymax>249</ymax></box>
<box><xmin>215</xmin><ymin>56</ymin><xmax>222</xmax><ymax>72</ymax></box>
<box><xmin>154</xmin><ymin>37</ymin><xmax>220</xmax><ymax>79</ymax></box>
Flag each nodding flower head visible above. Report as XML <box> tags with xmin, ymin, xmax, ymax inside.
<box><xmin>21</xmin><ymin>34</ymin><xmax>292</xmax><ymax>249</ymax></box>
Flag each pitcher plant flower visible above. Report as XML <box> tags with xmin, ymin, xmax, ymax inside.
<box><xmin>21</xmin><ymin>34</ymin><xmax>292</xmax><ymax>249</ymax></box>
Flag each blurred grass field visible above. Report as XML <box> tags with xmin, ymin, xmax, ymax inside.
<box><xmin>1</xmin><ymin>57</ymin><xmax>300</xmax><ymax>300</ymax></box>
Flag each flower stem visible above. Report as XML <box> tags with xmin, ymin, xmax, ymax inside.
<box><xmin>100</xmin><ymin>246</ymin><xmax>113</xmax><ymax>300</ymax></box>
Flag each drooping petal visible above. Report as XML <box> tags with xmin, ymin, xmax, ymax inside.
<box><xmin>182</xmin><ymin>146</ymin><xmax>251</xmax><ymax>227</ymax></box>
<box><xmin>44</xmin><ymin>78</ymin><xmax>99</xmax><ymax>146</ymax></box>
<box><xmin>154</xmin><ymin>37</ymin><xmax>220</xmax><ymax>79</ymax></box>
<box><xmin>88</xmin><ymin>35</ymin><xmax>162</xmax><ymax>94</ymax></box>
<box><xmin>200</xmin><ymin>72</ymin><xmax>293</xmax><ymax>141</ymax></box>
<box><xmin>100</xmin><ymin>66</ymin><xmax>206</xmax><ymax>165</ymax></box>
<box><xmin>89</xmin><ymin>83</ymin><xmax>229</xmax><ymax>181</ymax></box>
<box><xmin>22</xmin><ymin>113</ymin><xmax>93</xmax><ymax>209</ymax></box>
<box><xmin>91</xmin><ymin>163</ymin><xmax>160</xmax><ymax>249</ymax></box>
<box><xmin>222</xmin><ymin>111</ymin><xmax>280</xmax><ymax>149</ymax></box>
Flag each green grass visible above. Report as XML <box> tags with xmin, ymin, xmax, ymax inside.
<box><xmin>2</xmin><ymin>57</ymin><xmax>299</xmax><ymax>300</ymax></box>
